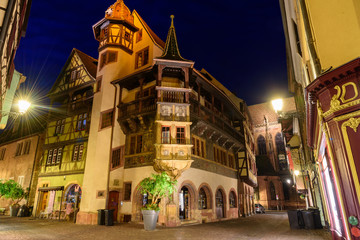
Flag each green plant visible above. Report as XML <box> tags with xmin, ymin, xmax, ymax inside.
<box><xmin>139</xmin><ymin>172</ymin><xmax>177</xmax><ymax>211</ymax></box>
<box><xmin>0</xmin><ymin>180</ymin><xmax>26</xmax><ymax>205</ymax></box>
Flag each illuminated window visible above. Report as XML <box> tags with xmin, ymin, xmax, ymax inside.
<box><xmin>100</xmin><ymin>110</ymin><xmax>114</xmax><ymax>129</ymax></box>
<box><xmin>135</xmin><ymin>47</ymin><xmax>149</xmax><ymax>69</ymax></box>
<box><xmin>161</xmin><ymin>126</ymin><xmax>170</xmax><ymax>144</ymax></box>
<box><xmin>198</xmin><ymin>188</ymin><xmax>207</xmax><ymax>209</ymax></box>
<box><xmin>46</xmin><ymin>147</ymin><xmax>63</xmax><ymax>165</ymax></box>
<box><xmin>77</xmin><ymin>113</ymin><xmax>88</xmax><ymax>131</ymax></box>
<box><xmin>55</xmin><ymin>119</ymin><xmax>65</xmax><ymax>135</ymax></box>
<box><xmin>72</xmin><ymin>144</ymin><xmax>83</xmax><ymax>161</ymax></box>
<box><xmin>229</xmin><ymin>191</ymin><xmax>236</xmax><ymax>208</ymax></box>
<box><xmin>176</xmin><ymin>127</ymin><xmax>185</xmax><ymax>144</ymax></box>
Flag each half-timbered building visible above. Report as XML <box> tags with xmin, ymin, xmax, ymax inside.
<box><xmin>33</xmin><ymin>49</ymin><xmax>97</xmax><ymax>220</ymax></box>
<box><xmin>77</xmin><ymin>0</ymin><xmax>256</xmax><ymax>226</ymax></box>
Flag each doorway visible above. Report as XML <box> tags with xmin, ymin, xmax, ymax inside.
<box><xmin>108</xmin><ymin>191</ymin><xmax>119</xmax><ymax>222</ymax></box>
<box><xmin>179</xmin><ymin>186</ymin><xmax>190</xmax><ymax>220</ymax></box>
<box><xmin>216</xmin><ymin>189</ymin><xmax>224</xmax><ymax>219</ymax></box>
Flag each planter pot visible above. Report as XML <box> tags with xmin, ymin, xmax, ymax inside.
<box><xmin>141</xmin><ymin>209</ymin><xmax>159</xmax><ymax>231</ymax></box>
<box><xmin>10</xmin><ymin>205</ymin><xmax>20</xmax><ymax>217</ymax></box>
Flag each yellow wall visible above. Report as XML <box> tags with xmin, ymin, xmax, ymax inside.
<box><xmin>306</xmin><ymin>0</ymin><xmax>360</xmax><ymax>70</ymax></box>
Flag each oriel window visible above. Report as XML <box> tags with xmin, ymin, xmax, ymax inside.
<box><xmin>161</xmin><ymin>126</ymin><xmax>170</xmax><ymax>144</ymax></box>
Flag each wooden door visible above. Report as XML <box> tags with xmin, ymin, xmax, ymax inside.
<box><xmin>216</xmin><ymin>190</ymin><xmax>224</xmax><ymax>219</ymax></box>
<box><xmin>41</xmin><ymin>192</ymin><xmax>48</xmax><ymax>211</ymax></box>
<box><xmin>108</xmin><ymin>191</ymin><xmax>119</xmax><ymax>222</ymax></box>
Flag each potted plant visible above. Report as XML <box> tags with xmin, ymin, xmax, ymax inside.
<box><xmin>0</xmin><ymin>180</ymin><xmax>26</xmax><ymax>216</ymax></box>
<box><xmin>139</xmin><ymin>172</ymin><xmax>177</xmax><ymax>230</ymax></box>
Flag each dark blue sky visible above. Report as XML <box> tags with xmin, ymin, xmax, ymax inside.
<box><xmin>14</xmin><ymin>0</ymin><xmax>290</xmax><ymax>105</ymax></box>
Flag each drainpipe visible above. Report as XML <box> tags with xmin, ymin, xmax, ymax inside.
<box><xmin>27</xmin><ymin>134</ymin><xmax>40</xmax><ymax>206</ymax></box>
<box><xmin>105</xmin><ymin>84</ymin><xmax>118</xmax><ymax>208</ymax></box>
<box><xmin>298</xmin><ymin>0</ymin><xmax>321</xmax><ymax>76</ymax></box>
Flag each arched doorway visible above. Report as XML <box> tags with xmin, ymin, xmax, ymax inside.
<box><xmin>64</xmin><ymin>184</ymin><xmax>81</xmax><ymax>220</ymax></box>
<box><xmin>179</xmin><ymin>186</ymin><xmax>190</xmax><ymax>220</ymax></box>
<box><xmin>216</xmin><ymin>189</ymin><xmax>224</xmax><ymax>219</ymax></box>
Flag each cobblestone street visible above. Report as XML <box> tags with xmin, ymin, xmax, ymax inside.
<box><xmin>0</xmin><ymin>212</ymin><xmax>331</xmax><ymax>240</ymax></box>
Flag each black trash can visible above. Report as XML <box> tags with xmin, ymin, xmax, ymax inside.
<box><xmin>302</xmin><ymin>210</ymin><xmax>315</xmax><ymax>229</ymax></box>
<box><xmin>104</xmin><ymin>209</ymin><xmax>114</xmax><ymax>226</ymax></box>
<box><xmin>308</xmin><ymin>207</ymin><xmax>322</xmax><ymax>229</ymax></box>
<box><xmin>97</xmin><ymin>209</ymin><xmax>105</xmax><ymax>225</ymax></box>
<box><xmin>17</xmin><ymin>205</ymin><xmax>28</xmax><ymax>217</ymax></box>
<box><xmin>287</xmin><ymin>210</ymin><xmax>304</xmax><ymax>229</ymax></box>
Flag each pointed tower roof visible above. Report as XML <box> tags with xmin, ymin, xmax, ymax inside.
<box><xmin>158</xmin><ymin>15</ymin><xmax>190</xmax><ymax>62</ymax></box>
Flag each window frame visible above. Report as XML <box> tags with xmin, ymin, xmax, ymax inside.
<box><xmin>229</xmin><ymin>191</ymin><xmax>237</xmax><ymax>208</ymax></box>
<box><xmin>123</xmin><ymin>182</ymin><xmax>132</xmax><ymax>201</ymax></box>
<box><xmin>72</xmin><ymin>144</ymin><xmax>84</xmax><ymax>162</ymax></box>
<box><xmin>161</xmin><ymin>126</ymin><xmax>171</xmax><ymax>144</ymax></box>
<box><xmin>99</xmin><ymin>51</ymin><xmax>118</xmax><ymax>69</ymax></box>
<box><xmin>46</xmin><ymin>147</ymin><xmax>63</xmax><ymax>166</ymax></box>
<box><xmin>111</xmin><ymin>145</ymin><xmax>125</xmax><ymax>170</ymax></box>
<box><xmin>176</xmin><ymin>127</ymin><xmax>185</xmax><ymax>144</ymax></box>
<box><xmin>135</xmin><ymin>46</ymin><xmax>149</xmax><ymax>69</ymax></box>
<box><xmin>100</xmin><ymin>109</ymin><xmax>114</xmax><ymax>130</ymax></box>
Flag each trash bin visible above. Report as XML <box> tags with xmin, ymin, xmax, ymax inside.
<box><xmin>301</xmin><ymin>210</ymin><xmax>315</xmax><ymax>229</ymax></box>
<box><xmin>17</xmin><ymin>205</ymin><xmax>28</xmax><ymax>217</ymax></box>
<box><xmin>308</xmin><ymin>207</ymin><xmax>322</xmax><ymax>229</ymax></box>
<box><xmin>97</xmin><ymin>209</ymin><xmax>105</xmax><ymax>225</ymax></box>
<box><xmin>287</xmin><ymin>210</ymin><xmax>304</xmax><ymax>229</ymax></box>
<box><xmin>104</xmin><ymin>209</ymin><xmax>114</xmax><ymax>226</ymax></box>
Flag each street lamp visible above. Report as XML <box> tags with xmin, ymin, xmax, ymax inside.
<box><xmin>271</xmin><ymin>98</ymin><xmax>283</xmax><ymax>113</ymax></box>
<box><xmin>17</xmin><ymin>100</ymin><xmax>31</xmax><ymax>114</ymax></box>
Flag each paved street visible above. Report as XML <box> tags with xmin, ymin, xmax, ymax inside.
<box><xmin>0</xmin><ymin>212</ymin><xmax>331</xmax><ymax>240</ymax></box>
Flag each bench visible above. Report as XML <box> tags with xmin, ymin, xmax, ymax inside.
<box><xmin>0</xmin><ymin>208</ymin><xmax>6</xmax><ymax>215</ymax></box>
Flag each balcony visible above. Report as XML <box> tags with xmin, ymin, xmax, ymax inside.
<box><xmin>118</xmin><ymin>96</ymin><xmax>156</xmax><ymax>119</ymax></box>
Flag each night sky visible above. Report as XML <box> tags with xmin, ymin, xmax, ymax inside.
<box><xmin>14</xmin><ymin>0</ymin><xmax>291</xmax><ymax>106</ymax></box>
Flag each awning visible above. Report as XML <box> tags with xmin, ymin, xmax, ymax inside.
<box><xmin>38</xmin><ymin>186</ymin><xmax>64</xmax><ymax>192</ymax></box>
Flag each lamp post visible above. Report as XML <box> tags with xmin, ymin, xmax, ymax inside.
<box><xmin>1</xmin><ymin>99</ymin><xmax>31</xmax><ymax>117</ymax></box>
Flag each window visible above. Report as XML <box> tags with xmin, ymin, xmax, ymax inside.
<box><xmin>111</xmin><ymin>146</ymin><xmax>125</xmax><ymax>169</ymax></box>
<box><xmin>257</xmin><ymin>135</ymin><xmax>267</xmax><ymax>155</ymax></box>
<box><xmin>100</xmin><ymin>110</ymin><xmax>114</xmax><ymax>129</ymax></box>
<box><xmin>72</xmin><ymin>144</ymin><xmax>84</xmax><ymax>161</ymax></box>
<box><xmin>17</xmin><ymin>176</ymin><xmax>24</xmax><ymax>187</ymax></box>
<box><xmin>129</xmin><ymin>135</ymin><xmax>143</xmax><ymax>154</ymax></box>
<box><xmin>275</xmin><ymin>133</ymin><xmax>286</xmax><ymax>155</ymax></box>
<box><xmin>15</xmin><ymin>142</ymin><xmax>23</xmax><ymax>156</ymax></box>
<box><xmin>135</xmin><ymin>47</ymin><xmax>149</xmax><ymax>69</ymax></box>
<box><xmin>198</xmin><ymin>188</ymin><xmax>207</xmax><ymax>209</ymax></box>
<box><xmin>136</xmin><ymin>28</ymin><xmax>142</xmax><ymax>42</ymax></box>
<box><xmin>55</xmin><ymin>119</ymin><xmax>65</xmax><ymax>135</ymax></box>
<box><xmin>229</xmin><ymin>191</ymin><xmax>236</xmax><ymax>208</ymax></box>
<box><xmin>46</xmin><ymin>147</ymin><xmax>63</xmax><ymax>165</ymax></box>
<box><xmin>292</xmin><ymin>20</ymin><xmax>302</xmax><ymax>56</ymax></box>
<box><xmin>70</xmin><ymin>69</ymin><xmax>81</xmax><ymax>83</ymax></box>
<box><xmin>99</xmin><ymin>51</ymin><xmax>118</xmax><ymax>69</ymax></box>
<box><xmin>23</xmin><ymin>140</ymin><xmax>31</xmax><ymax>155</ymax></box>
<box><xmin>124</xmin><ymin>31</ymin><xmax>130</xmax><ymax>41</ymax></box>
<box><xmin>161</xmin><ymin>126</ymin><xmax>170</xmax><ymax>144</ymax></box>
<box><xmin>192</xmin><ymin>136</ymin><xmax>206</xmax><ymax>158</ymax></box>
<box><xmin>176</xmin><ymin>127</ymin><xmax>185</xmax><ymax>144</ymax></box>
<box><xmin>0</xmin><ymin>148</ymin><xmax>5</xmax><ymax>160</ymax></box>
<box><xmin>95</xmin><ymin>77</ymin><xmax>102</xmax><ymax>92</ymax></box>
<box><xmin>228</xmin><ymin>154</ymin><xmax>235</xmax><ymax>169</ymax></box>
<box><xmin>77</xmin><ymin>113</ymin><xmax>88</xmax><ymax>131</ymax></box>
<box><xmin>124</xmin><ymin>182</ymin><xmax>132</xmax><ymax>201</ymax></box>
<box><xmin>270</xmin><ymin>181</ymin><xmax>276</xmax><ymax>200</ymax></box>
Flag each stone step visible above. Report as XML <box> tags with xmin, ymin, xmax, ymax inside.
<box><xmin>180</xmin><ymin>219</ymin><xmax>200</xmax><ymax>226</ymax></box>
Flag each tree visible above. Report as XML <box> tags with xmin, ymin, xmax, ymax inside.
<box><xmin>139</xmin><ymin>172</ymin><xmax>177</xmax><ymax>211</ymax></box>
<box><xmin>0</xmin><ymin>180</ymin><xmax>26</xmax><ymax>205</ymax></box>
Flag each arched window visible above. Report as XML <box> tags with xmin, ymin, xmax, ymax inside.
<box><xmin>270</xmin><ymin>182</ymin><xmax>276</xmax><ymax>200</ymax></box>
<box><xmin>275</xmin><ymin>133</ymin><xmax>286</xmax><ymax>155</ymax></box>
<box><xmin>229</xmin><ymin>191</ymin><xmax>237</xmax><ymax>208</ymax></box>
<box><xmin>198</xmin><ymin>188</ymin><xmax>207</xmax><ymax>209</ymax></box>
<box><xmin>257</xmin><ymin>135</ymin><xmax>267</xmax><ymax>155</ymax></box>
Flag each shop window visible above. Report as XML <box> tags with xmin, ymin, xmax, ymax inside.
<box><xmin>0</xmin><ymin>148</ymin><xmax>5</xmax><ymax>160</ymax></box>
<box><xmin>77</xmin><ymin>113</ymin><xmax>88</xmax><ymax>131</ymax></box>
<box><xmin>198</xmin><ymin>188</ymin><xmax>207</xmax><ymax>209</ymax></box>
<box><xmin>161</xmin><ymin>126</ymin><xmax>170</xmax><ymax>144</ymax></box>
<box><xmin>176</xmin><ymin>127</ymin><xmax>185</xmax><ymax>144</ymax></box>
<box><xmin>124</xmin><ymin>182</ymin><xmax>132</xmax><ymax>201</ymax></box>
<box><xmin>72</xmin><ymin>144</ymin><xmax>84</xmax><ymax>161</ymax></box>
<box><xmin>229</xmin><ymin>191</ymin><xmax>236</xmax><ymax>208</ymax></box>
<box><xmin>100</xmin><ymin>109</ymin><xmax>114</xmax><ymax>129</ymax></box>
<box><xmin>100</xmin><ymin>51</ymin><xmax>118</xmax><ymax>69</ymax></box>
<box><xmin>129</xmin><ymin>135</ymin><xmax>143</xmax><ymax>154</ymax></box>
<box><xmin>55</xmin><ymin>119</ymin><xmax>65</xmax><ymax>135</ymax></box>
<box><xmin>111</xmin><ymin>145</ymin><xmax>125</xmax><ymax>169</ymax></box>
<box><xmin>135</xmin><ymin>47</ymin><xmax>149</xmax><ymax>69</ymax></box>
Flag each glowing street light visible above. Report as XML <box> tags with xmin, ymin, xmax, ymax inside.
<box><xmin>18</xmin><ymin>100</ymin><xmax>31</xmax><ymax>114</ymax></box>
<box><xmin>286</xmin><ymin>179</ymin><xmax>291</xmax><ymax>184</ymax></box>
<box><xmin>271</xmin><ymin>98</ymin><xmax>283</xmax><ymax>113</ymax></box>
<box><xmin>294</xmin><ymin>170</ymin><xmax>300</xmax><ymax>176</ymax></box>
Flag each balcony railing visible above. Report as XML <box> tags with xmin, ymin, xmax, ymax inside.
<box><xmin>160</xmin><ymin>91</ymin><xmax>186</xmax><ymax>103</ymax></box>
<box><xmin>118</xmin><ymin>96</ymin><xmax>156</xmax><ymax>118</ymax></box>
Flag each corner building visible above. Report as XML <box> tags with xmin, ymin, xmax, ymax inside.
<box><xmin>77</xmin><ymin>0</ymin><xmax>256</xmax><ymax>226</ymax></box>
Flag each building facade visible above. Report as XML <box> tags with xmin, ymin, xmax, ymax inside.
<box><xmin>33</xmin><ymin>49</ymin><xmax>97</xmax><ymax>220</ymax></box>
<box><xmin>280</xmin><ymin>0</ymin><xmax>360</xmax><ymax>239</ymax></box>
<box><xmin>76</xmin><ymin>0</ymin><xmax>255</xmax><ymax>226</ymax></box>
